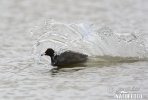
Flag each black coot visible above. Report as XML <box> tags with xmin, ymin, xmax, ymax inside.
<box><xmin>41</xmin><ymin>48</ymin><xmax>88</xmax><ymax>67</ymax></box>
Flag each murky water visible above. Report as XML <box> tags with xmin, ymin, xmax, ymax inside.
<box><xmin>0</xmin><ymin>0</ymin><xmax>148</xmax><ymax>100</ymax></box>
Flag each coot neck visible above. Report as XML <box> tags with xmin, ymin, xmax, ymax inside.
<box><xmin>50</xmin><ymin>55</ymin><xmax>57</xmax><ymax>66</ymax></box>
<box><xmin>50</xmin><ymin>56</ymin><xmax>54</xmax><ymax>63</ymax></box>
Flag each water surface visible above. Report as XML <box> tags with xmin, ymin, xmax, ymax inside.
<box><xmin>0</xmin><ymin>0</ymin><xmax>148</xmax><ymax>100</ymax></box>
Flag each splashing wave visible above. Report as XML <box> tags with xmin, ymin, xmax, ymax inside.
<box><xmin>31</xmin><ymin>20</ymin><xmax>148</xmax><ymax>63</ymax></box>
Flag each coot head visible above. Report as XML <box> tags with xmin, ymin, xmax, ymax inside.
<box><xmin>43</xmin><ymin>48</ymin><xmax>55</xmax><ymax>57</ymax></box>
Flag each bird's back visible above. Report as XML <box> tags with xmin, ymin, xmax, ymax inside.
<box><xmin>55</xmin><ymin>51</ymin><xmax>88</xmax><ymax>66</ymax></box>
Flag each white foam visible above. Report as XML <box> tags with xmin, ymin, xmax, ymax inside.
<box><xmin>31</xmin><ymin>20</ymin><xmax>148</xmax><ymax>63</ymax></box>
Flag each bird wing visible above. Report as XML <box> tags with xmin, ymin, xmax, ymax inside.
<box><xmin>57</xmin><ymin>51</ymin><xmax>88</xmax><ymax>65</ymax></box>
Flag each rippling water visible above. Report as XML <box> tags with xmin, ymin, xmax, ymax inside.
<box><xmin>0</xmin><ymin>0</ymin><xmax>148</xmax><ymax>100</ymax></box>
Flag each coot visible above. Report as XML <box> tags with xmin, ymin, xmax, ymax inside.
<box><xmin>41</xmin><ymin>48</ymin><xmax>88</xmax><ymax>67</ymax></box>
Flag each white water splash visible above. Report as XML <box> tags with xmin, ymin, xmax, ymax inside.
<box><xmin>31</xmin><ymin>20</ymin><xmax>148</xmax><ymax>63</ymax></box>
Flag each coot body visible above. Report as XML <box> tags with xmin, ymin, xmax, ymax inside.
<box><xmin>42</xmin><ymin>48</ymin><xmax>88</xmax><ymax>67</ymax></box>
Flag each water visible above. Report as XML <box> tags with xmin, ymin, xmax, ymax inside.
<box><xmin>0</xmin><ymin>0</ymin><xmax>148</xmax><ymax>100</ymax></box>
